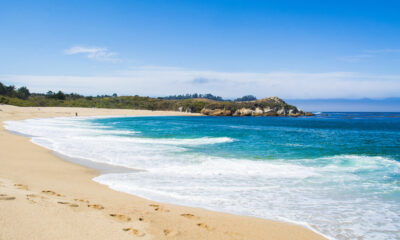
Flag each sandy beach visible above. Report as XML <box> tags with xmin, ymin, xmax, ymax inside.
<box><xmin>0</xmin><ymin>105</ymin><xmax>325</xmax><ymax>240</ymax></box>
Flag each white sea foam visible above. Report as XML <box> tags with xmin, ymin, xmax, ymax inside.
<box><xmin>5</xmin><ymin>117</ymin><xmax>400</xmax><ymax>240</ymax></box>
<box><xmin>4</xmin><ymin>118</ymin><xmax>235</xmax><ymax>169</ymax></box>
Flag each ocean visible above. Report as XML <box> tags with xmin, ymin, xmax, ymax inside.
<box><xmin>5</xmin><ymin>113</ymin><xmax>400</xmax><ymax>239</ymax></box>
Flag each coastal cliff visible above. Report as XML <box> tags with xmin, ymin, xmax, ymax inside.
<box><xmin>198</xmin><ymin>97</ymin><xmax>314</xmax><ymax>117</ymax></box>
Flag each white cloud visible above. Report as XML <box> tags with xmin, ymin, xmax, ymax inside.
<box><xmin>64</xmin><ymin>46</ymin><xmax>120</xmax><ymax>62</ymax></box>
<box><xmin>2</xmin><ymin>66</ymin><xmax>400</xmax><ymax>99</ymax></box>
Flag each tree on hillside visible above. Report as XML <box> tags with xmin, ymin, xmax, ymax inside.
<box><xmin>5</xmin><ymin>85</ymin><xmax>16</xmax><ymax>97</ymax></box>
<box><xmin>16</xmin><ymin>86</ymin><xmax>30</xmax><ymax>99</ymax></box>
<box><xmin>163</xmin><ymin>93</ymin><xmax>224</xmax><ymax>101</ymax></box>
<box><xmin>0</xmin><ymin>82</ymin><xmax>18</xmax><ymax>97</ymax></box>
<box><xmin>46</xmin><ymin>91</ymin><xmax>54</xmax><ymax>97</ymax></box>
<box><xmin>0</xmin><ymin>82</ymin><xmax>6</xmax><ymax>95</ymax></box>
<box><xmin>68</xmin><ymin>93</ymin><xmax>84</xmax><ymax>100</ymax></box>
<box><xmin>55</xmin><ymin>91</ymin><xmax>66</xmax><ymax>100</ymax></box>
<box><xmin>234</xmin><ymin>95</ymin><xmax>257</xmax><ymax>102</ymax></box>
<box><xmin>46</xmin><ymin>90</ymin><xmax>66</xmax><ymax>100</ymax></box>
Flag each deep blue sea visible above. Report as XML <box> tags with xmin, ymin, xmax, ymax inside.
<box><xmin>5</xmin><ymin>112</ymin><xmax>400</xmax><ymax>239</ymax></box>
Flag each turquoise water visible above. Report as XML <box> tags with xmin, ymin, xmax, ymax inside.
<box><xmin>5</xmin><ymin>113</ymin><xmax>400</xmax><ymax>239</ymax></box>
<box><xmin>91</xmin><ymin>113</ymin><xmax>400</xmax><ymax>162</ymax></box>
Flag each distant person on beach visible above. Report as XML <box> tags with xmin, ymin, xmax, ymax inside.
<box><xmin>75</xmin><ymin>112</ymin><xmax>78</xmax><ymax>117</ymax></box>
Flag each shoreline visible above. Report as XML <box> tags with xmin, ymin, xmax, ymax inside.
<box><xmin>51</xmin><ymin>151</ymin><xmax>140</xmax><ymax>174</ymax></box>
<box><xmin>0</xmin><ymin>105</ymin><xmax>326</xmax><ymax>240</ymax></box>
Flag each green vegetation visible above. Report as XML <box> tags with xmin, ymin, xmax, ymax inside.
<box><xmin>204</xmin><ymin>97</ymin><xmax>296</xmax><ymax>111</ymax></box>
<box><xmin>0</xmin><ymin>82</ymin><xmax>306</xmax><ymax>116</ymax></box>
<box><xmin>0</xmin><ymin>82</ymin><xmax>213</xmax><ymax>112</ymax></box>
<box><xmin>234</xmin><ymin>95</ymin><xmax>257</xmax><ymax>101</ymax></box>
<box><xmin>163</xmin><ymin>93</ymin><xmax>224</xmax><ymax>101</ymax></box>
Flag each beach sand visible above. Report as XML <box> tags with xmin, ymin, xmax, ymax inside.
<box><xmin>0</xmin><ymin>105</ymin><xmax>326</xmax><ymax>240</ymax></box>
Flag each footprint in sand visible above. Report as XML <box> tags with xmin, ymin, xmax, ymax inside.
<box><xmin>197</xmin><ymin>223</ymin><xmax>212</xmax><ymax>230</ymax></box>
<box><xmin>74</xmin><ymin>198</ymin><xmax>89</xmax><ymax>203</ymax></box>
<box><xmin>14</xmin><ymin>184</ymin><xmax>28</xmax><ymax>190</ymax></box>
<box><xmin>0</xmin><ymin>194</ymin><xmax>16</xmax><ymax>200</ymax></box>
<box><xmin>163</xmin><ymin>229</ymin><xmax>179</xmax><ymax>237</ymax></box>
<box><xmin>26</xmin><ymin>194</ymin><xmax>40</xmax><ymax>203</ymax></box>
<box><xmin>42</xmin><ymin>190</ymin><xmax>64</xmax><ymax>197</ymax></box>
<box><xmin>57</xmin><ymin>201</ymin><xmax>79</xmax><ymax>207</ymax></box>
<box><xmin>87</xmin><ymin>204</ymin><xmax>104</xmax><ymax>210</ymax></box>
<box><xmin>27</xmin><ymin>194</ymin><xmax>40</xmax><ymax>198</ymax></box>
<box><xmin>26</xmin><ymin>194</ymin><xmax>48</xmax><ymax>203</ymax></box>
<box><xmin>27</xmin><ymin>194</ymin><xmax>46</xmax><ymax>200</ymax></box>
<box><xmin>122</xmin><ymin>228</ymin><xmax>145</xmax><ymax>237</ymax></box>
<box><xmin>180</xmin><ymin>213</ymin><xmax>199</xmax><ymax>220</ymax></box>
<box><xmin>109</xmin><ymin>214</ymin><xmax>131</xmax><ymax>222</ymax></box>
<box><xmin>149</xmin><ymin>203</ymin><xmax>169</xmax><ymax>212</ymax></box>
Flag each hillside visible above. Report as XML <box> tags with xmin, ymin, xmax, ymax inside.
<box><xmin>200</xmin><ymin>97</ymin><xmax>313</xmax><ymax>116</ymax></box>
<box><xmin>0</xmin><ymin>82</ymin><xmax>313</xmax><ymax>116</ymax></box>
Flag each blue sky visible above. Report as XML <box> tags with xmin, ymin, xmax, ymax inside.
<box><xmin>1</xmin><ymin>0</ymin><xmax>400</xmax><ymax>100</ymax></box>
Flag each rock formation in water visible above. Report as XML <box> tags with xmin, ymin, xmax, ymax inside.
<box><xmin>200</xmin><ymin>97</ymin><xmax>314</xmax><ymax>117</ymax></box>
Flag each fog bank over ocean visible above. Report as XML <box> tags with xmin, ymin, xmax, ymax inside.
<box><xmin>286</xmin><ymin>98</ymin><xmax>400</xmax><ymax>112</ymax></box>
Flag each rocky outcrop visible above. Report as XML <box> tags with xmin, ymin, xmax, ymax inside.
<box><xmin>178</xmin><ymin>106</ymin><xmax>192</xmax><ymax>113</ymax></box>
<box><xmin>200</xmin><ymin>96</ymin><xmax>314</xmax><ymax>117</ymax></box>
<box><xmin>232</xmin><ymin>108</ymin><xmax>253</xmax><ymax>116</ymax></box>
<box><xmin>200</xmin><ymin>108</ymin><xmax>231</xmax><ymax>116</ymax></box>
